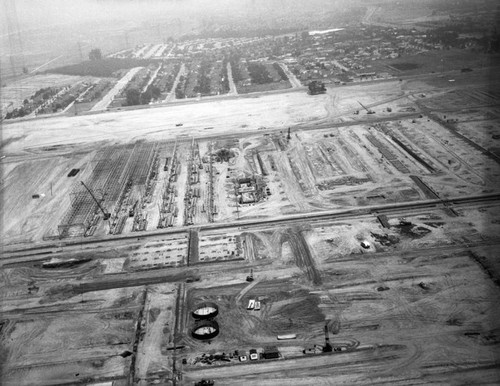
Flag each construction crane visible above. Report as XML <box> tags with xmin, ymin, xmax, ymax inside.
<box><xmin>302</xmin><ymin>323</ymin><xmax>334</xmax><ymax>355</ymax></box>
<box><xmin>80</xmin><ymin>181</ymin><xmax>110</xmax><ymax>220</ymax></box>
<box><xmin>323</xmin><ymin>324</ymin><xmax>332</xmax><ymax>352</ymax></box>
<box><xmin>358</xmin><ymin>100</ymin><xmax>375</xmax><ymax>114</ymax></box>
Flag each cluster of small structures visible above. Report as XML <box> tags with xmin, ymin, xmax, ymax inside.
<box><xmin>4</xmin><ymin>80</ymin><xmax>113</xmax><ymax>119</ymax></box>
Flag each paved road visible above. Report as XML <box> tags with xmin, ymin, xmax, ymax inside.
<box><xmin>91</xmin><ymin>67</ymin><xmax>143</xmax><ymax>111</ymax></box>
<box><xmin>279</xmin><ymin>62</ymin><xmax>302</xmax><ymax>88</ymax></box>
<box><xmin>164</xmin><ymin>63</ymin><xmax>185</xmax><ymax>103</ymax></box>
<box><xmin>142</xmin><ymin>63</ymin><xmax>161</xmax><ymax>93</ymax></box>
<box><xmin>227</xmin><ymin>62</ymin><xmax>238</xmax><ymax>95</ymax></box>
<box><xmin>3</xmin><ymin>192</ymin><xmax>499</xmax><ymax>260</ymax></box>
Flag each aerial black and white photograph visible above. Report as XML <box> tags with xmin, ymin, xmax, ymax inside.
<box><xmin>1</xmin><ymin>0</ymin><xmax>500</xmax><ymax>385</ymax></box>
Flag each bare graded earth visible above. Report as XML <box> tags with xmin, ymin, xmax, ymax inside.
<box><xmin>1</xmin><ymin>63</ymin><xmax>500</xmax><ymax>385</ymax></box>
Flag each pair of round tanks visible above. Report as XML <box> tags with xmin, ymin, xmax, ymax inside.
<box><xmin>191</xmin><ymin>302</ymin><xmax>219</xmax><ymax>340</ymax></box>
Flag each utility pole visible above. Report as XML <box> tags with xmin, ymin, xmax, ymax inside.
<box><xmin>233</xmin><ymin>178</ymin><xmax>240</xmax><ymax>220</ymax></box>
<box><xmin>77</xmin><ymin>41</ymin><xmax>83</xmax><ymax>62</ymax></box>
<box><xmin>124</xmin><ymin>32</ymin><xmax>130</xmax><ymax>49</ymax></box>
<box><xmin>4</xmin><ymin>0</ymin><xmax>25</xmax><ymax>77</ymax></box>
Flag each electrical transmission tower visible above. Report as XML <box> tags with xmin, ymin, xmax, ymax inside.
<box><xmin>3</xmin><ymin>0</ymin><xmax>26</xmax><ymax>77</ymax></box>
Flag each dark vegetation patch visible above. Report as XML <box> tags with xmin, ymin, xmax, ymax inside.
<box><xmin>390</xmin><ymin>62</ymin><xmax>420</xmax><ymax>71</ymax></box>
<box><xmin>49</xmin><ymin>58</ymin><xmax>159</xmax><ymax>77</ymax></box>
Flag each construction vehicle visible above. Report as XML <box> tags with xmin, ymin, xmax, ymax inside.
<box><xmin>246</xmin><ymin>269</ymin><xmax>254</xmax><ymax>282</ymax></box>
<box><xmin>129</xmin><ymin>200</ymin><xmax>138</xmax><ymax>217</ymax></box>
<box><xmin>80</xmin><ymin>181</ymin><xmax>110</xmax><ymax>220</ymax></box>
<box><xmin>360</xmin><ymin>240</ymin><xmax>371</xmax><ymax>249</ymax></box>
<box><xmin>194</xmin><ymin>380</ymin><xmax>214</xmax><ymax>386</ymax></box>
<box><xmin>323</xmin><ymin>324</ymin><xmax>332</xmax><ymax>352</ymax></box>
<box><xmin>249</xmin><ymin>349</ymin><xmax>259</xmax><ymax>360</ymax></box>
<box><xmin>303</xmin><ymin>324</ymin><xmax>333</xmax><ymax>354</ymax></box>
<box><xmin>358</xmin><ymin>101</ymin><xmax>375</xmax><ymax>114</ymax></box>
<box><xmin>307</xmin><ymin>80</ymin><xmax>326</xmax><ymax>95</ymax></box>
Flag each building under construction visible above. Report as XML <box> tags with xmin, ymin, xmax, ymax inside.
<box><xmin>58</xmin><ymin>142</ymin><xmax>160</xmax><ymax>237</ymax></box>
<box><xmin>236</xmin><ymin>175</ymin><xmax>266</xmax><ymax>204</ymax></box>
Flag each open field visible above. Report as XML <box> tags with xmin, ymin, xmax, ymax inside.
<box><xmin>1</xmin><ymin>56</ymin><xmax>500</xmax><ymax>385</ymax></box>
<box><xmin>1</xmin><ymin>90</ymin><xmax>330</xmax><ymax>153</ymax></box>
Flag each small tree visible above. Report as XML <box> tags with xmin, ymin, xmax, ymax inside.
<box><xmin>150</xmin><ymin>85</ymin><xmax>161</xmax><ymax>100</ymax></box>
<box><xmin>215</xmin><ymin>148</ymin><xmax>234</xmax><ymax>162</ymax></box>
<box><xmin>126</xmin><ymin>88</ymin><xmax>141</xmax><ymax>106</ymax></box>
<box><xmin>89</xmin><ymin>48</ymin><xmax>102</xmax><ymax>61</ymax></box>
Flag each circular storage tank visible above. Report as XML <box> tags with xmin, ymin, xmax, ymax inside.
<box><xmin>191</xmin><ymin>320</ymin><xmax>220</xmax><ymax>340</ymax></box>
<box><xmin>191</xmin><ymin>302</ymin><xmax>219</xmax><ymax>320</ymax></box>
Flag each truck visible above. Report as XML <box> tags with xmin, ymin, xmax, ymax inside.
<box><xmin>249</xmin><ymin>349</ymin><xmax>259</xmax><ymax>360</ymax></box>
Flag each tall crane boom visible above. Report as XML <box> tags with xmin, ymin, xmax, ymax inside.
<box><xmin>80</xmin><ymin>181</ymin><xmax>110</xmax><ymax>220</ymax></box>
<box><xmin>358</xmin><ymin>100</ymin><xmax>375</xmax><ymax>114</ymax></box>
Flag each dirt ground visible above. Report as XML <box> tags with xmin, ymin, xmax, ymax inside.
<box><xmin>178</xmin><ymin>207</ymin><xmax>500</xmax><ymax>385</ymax></box>
<box><xmin>4</xmin><ymin>111</ymin><xmax>499</xmax><ymax>245</ymax></box>
<box><xmin>1</xmin><ymin>62</ymin><xmax>500</xmax><ymax>385</ymax></box>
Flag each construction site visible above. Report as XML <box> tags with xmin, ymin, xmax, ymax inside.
<box><xmin>2</xmin><ymin>61</ymin><xmax>500</xmax><ymax>385</ymax></box>
<box><xmin>2</xmin><ymin>0</ymin><xmax>500</xmax><ymax>381</ymax></box>
<box><xmin>3</xmin><ymin>84</ymin><xmax>500</xmax><ymax>244</ymax></box>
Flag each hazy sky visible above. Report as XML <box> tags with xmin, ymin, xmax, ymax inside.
<box><xmin>0</xmin><ymin>0</ymin><xmax>348</xmax><ymax>78</ymax></box>
<box><xmin>2</xmin><ymin>0</ymin><xmax>349</xmax><ymax>33</ymax></box>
